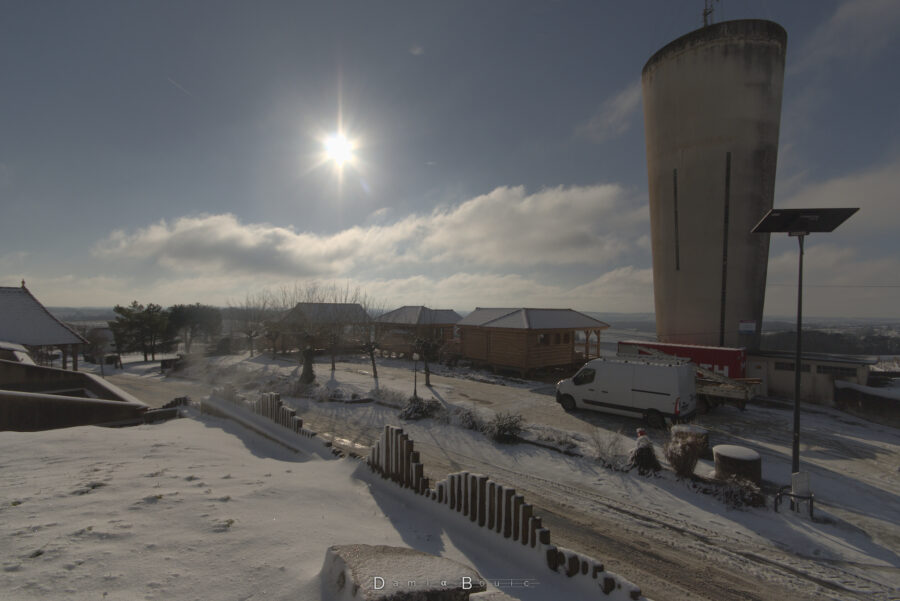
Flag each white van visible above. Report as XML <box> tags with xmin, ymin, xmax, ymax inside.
<box><xmin>556</xmin><ymin>357</ymin><xmax>696</xmax><ymax>427</ymax></box>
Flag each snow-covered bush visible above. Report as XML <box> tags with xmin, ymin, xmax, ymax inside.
<box><xmin>451</xmin><ymin>407</ymin><xmax>483</xmax><ymax>431</ymax></box>
<box><xmin>399</xmin><ymin>396</ymin><xmax>443</xmax><ymax>420</ymax></box>
<box><xmin>537</xmin><ymin>430</ymin><xmax>578</xmax><ymax>452</ymax></box>
<box><xmin>483</xmin><ymin>412</ymin><xmax>525</xmax><ymax>443</ymax></box>
<box><xmin>698</xmin><ymin>477</ymin><xmax>765</xmax><ymax>509</ymax></box>
<box><xmin>664</xmin><ymin>433</ymin><xmax>704</xmax><ymax>478</ymax></box>
<box><xmin>591</xmin><ymin>428</ymin><xmax>628</xmax><ymax>470</ymax></box>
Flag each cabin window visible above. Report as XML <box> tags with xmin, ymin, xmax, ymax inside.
<box><xmin>573</xmin><ymin>368</ymin><xmax>595</xmax><ymax>386</ymax></box>
<box><xmin>563</xmin><ymin>333</ymin><xmax>570</xmax><ymax>344</ymax></box>
<box><xmin>538</xmin><ymin>334</ymin><xmax>549</xmax><ymax>346</ymax></box>
<box><xmin>554</xmin><ymin>333</ymin><xmax>561</xmax><ymax>344</ymax></box>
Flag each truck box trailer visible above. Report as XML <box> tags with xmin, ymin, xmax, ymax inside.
<box><xmin>617</xmin><ymin>340</ymin><xmax>747</xmax><ymax>379</ymax></box>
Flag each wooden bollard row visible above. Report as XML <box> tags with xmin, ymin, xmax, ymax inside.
<box><xmin>365</xmin><ymin>428</ymin><xmax>642</xmax><ymax>600</ymax></box>
<box><xmin>435</xmin><ymin>471</ymin><xmax>544</xmax><ymax>548</ymax></box>
<box><xmin>367</xmin><ymin>426</ymin><xmax>428</xmax><ymax>493</ymax></box>
<box><xmin>250</xmin><ymin>391</ymin><xmax>324</xmax><ymax>441</ymax></box>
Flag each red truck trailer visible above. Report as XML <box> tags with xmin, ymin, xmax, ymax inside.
<box><xmin>617</xmin><ymin>340</ymin><xmax>746</xmax><ymax>379</ymax></box>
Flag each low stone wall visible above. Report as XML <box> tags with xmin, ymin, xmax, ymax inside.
<box><xmin>368</xmin><ymin>425</ymin><xmax>645</xmax><ymax>601</ymax></box>
<box><xmin>201</xmin><ymin>391</ymin><xmax>336</xmax><ymax>457</ymax></box>
<box><xmin>0</xmin><ymin>389</ymin><xmax>147</xmax><ymax>431</ymax></box>
<box><xmin>0</xmin><ymin>359</ymin><xmax>141</xmax><ymax>403</ymax></box>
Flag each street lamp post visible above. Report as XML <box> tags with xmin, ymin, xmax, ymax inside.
<box><xmin>752</xmin><ymin>208</ymin><xmax>858</xmax><ymax>475</ymax></box>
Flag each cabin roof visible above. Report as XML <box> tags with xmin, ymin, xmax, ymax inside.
<box><xmin>0</xmin><ymin>285</ymin><xmax>87</xmax><ymax>346</ymax></box>
<box><xmin>458</xmin><ymin>308</ymin><xmax>610</xmax><ymax>331</ymax></box>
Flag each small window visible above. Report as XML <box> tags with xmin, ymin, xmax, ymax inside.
<box><xmin>816</xmin><ymin>365</ymin><xmax>857</xmax><ymax>377</ymax></box>
<box><xmin>554</xmin><ymin>333</ymin><xmax>561</xmax><ymax>344</ymax></box>
<box><xmin>774</xmin><ymin>361</ymin><xmax>810</xmax><ymax>373</ymax></box>
<box><xmin>563</xmin><ymin>333</ymin><xmax>570</xmax><ymax>344</ymax></box>
<box><xmin>538</xmin><ymin>334</ymin><xmax>549</xmax><ymax>346</ymax></box>
<box><xmin>573</xmin><ymin>368</ymin><xmax>595</xmax><ymax>386</ymax></box>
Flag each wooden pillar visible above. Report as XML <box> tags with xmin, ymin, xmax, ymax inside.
<box><xmin>71</xmin><ymin>344</ymin><xmax>79</xmax><ymax>371</ymax></box>
<box><xmin>61</xmin><ymin>346</ymin><xmax>68</xmax><ymax>370</ymax></box>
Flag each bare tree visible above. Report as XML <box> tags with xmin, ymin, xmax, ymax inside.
<box><xmin>358</xmin><ymin>293</ymin><xmax>386</xmax><ymax>384</ymax></box>
<box><xmin>228</xmin><ymin>292</ymin><xmax>270</xmax><ymax>357</ymax></box>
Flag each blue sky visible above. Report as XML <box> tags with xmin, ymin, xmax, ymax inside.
<box><xmin>1</xmin><ymin>0</ymin><xmax>899</xmax><ymax>318</ymax></box>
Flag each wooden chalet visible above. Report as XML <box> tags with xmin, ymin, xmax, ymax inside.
<box><xmin>456</xmin><ymin>308</ymin><xmax>609</xmax><ymax>376</ymax></box>
<box><xmin>374</xmin><ymin>306</ymin><xmax>461</xmax><ymax>357</ymax></box>
<box><xmin>0</xmin><ymin>282</ymin><xmax>87</xmax><ymax>371</ymax></box>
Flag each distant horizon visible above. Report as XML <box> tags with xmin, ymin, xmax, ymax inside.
<box><xmin>46</xmin><ymin>305</ymin><xmax>900</xmax><ymax>327</ymax></box>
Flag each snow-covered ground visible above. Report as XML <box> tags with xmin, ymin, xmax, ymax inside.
<box><xmin>1</xmin><ymin>412</ymin><xmax>648</xmax><ymax>601</ymax></box>
<box><xmin>7</xmin><ymin>351</ymin><xmax>898</xmax><ymax>600</ymax></box>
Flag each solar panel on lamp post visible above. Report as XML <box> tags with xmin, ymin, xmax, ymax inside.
<box><xmin>752</xmin><ymin>208</ymin><xmax>858</xmax><ymax>476</ymax></box>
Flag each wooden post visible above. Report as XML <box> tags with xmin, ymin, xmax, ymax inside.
<box><xmin>520</xmin><ymin>504</ymin><xmax>533</xmax><ymax>545</ymax></box>
<box><xmin>461</xmin><ymin>472</ymin><xmax>470</xmax><ymax>516</ymax></box>
<box><xmin>503</xmin><ymin>488</ymin><xmax>515</xmax><ymax>538</ymax></box>
<box><xmin>487</xmin><ymin>482</ymin><xmax>496</xmax><ymax>530</ymax></box>
<box><xmin>512</xmin><ymin>495</ymin><xmax>524</xmax><ymax>541</ymax></box>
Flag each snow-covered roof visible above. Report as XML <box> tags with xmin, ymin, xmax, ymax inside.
<box><xmin>752</xmin><ymin>349</ymin><xmax>878</xmax><ymax>366</ymax></box>
<box><xmin>376</xmin><ymin>306</ymin><xmax>462</xmax><ymax>326</ymax></box>
<box><xmin>284</xmin><ymin>302</ymin><xmax>370</xmax><ymax>324</ymax></box>
<box><xmin>0</xmin><ymin>285</ymin><xmax>86</xmax><ymax>346</ymax></box>
<box><xmin>458</xmin><ymin>308</ymin><xmax>610</xmax><ymax>331</ymax></box>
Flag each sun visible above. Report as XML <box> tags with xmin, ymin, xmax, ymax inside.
<box><xmin>323</xmin><ymin>133</ymin><xmax>354</xmax><ymax>166</ymax></box>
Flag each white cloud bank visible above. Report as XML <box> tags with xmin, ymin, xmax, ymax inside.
<box><xmin>94</xmin><ymin>184</ymin><xmax>647</xmax><ymax>273</ymax></box>
<box><xmin>82</xmin><ymin>184</ymin><xmax>655</xmax><ymax>311</ymax></box>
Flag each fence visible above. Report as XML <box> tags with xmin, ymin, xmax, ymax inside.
<box><xmin>368</xmin><ymin>425</ymin><xmax>643</xmax><ymax>600</ymax></box>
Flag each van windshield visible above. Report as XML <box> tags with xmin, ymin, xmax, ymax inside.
<box><xmin>573</xmin><ymin>368</ymin><xmax>595</xmax><ymax>386</ymax></box>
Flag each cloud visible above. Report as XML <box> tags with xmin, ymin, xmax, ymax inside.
<box><xmin>363</xmin><ymin>270</ymin><xmax>653</xmax><ymax>313</ymax></box>
<box><xmin>793</xmin><ymin>0</ymin><xmax>900</xmax><ymax>72</ymax></box>
<box><xmin>93</xmin><ymin>184</ymin><xmax>649</xmax><ymax>278</ymax></box>
<box><xmin>93</xmin><ymin>214</ymin><xmax>355</xmax><ymax>277</ymax></box>
<box><xmin>409</xmin><ymin>44</ymin><xmax>424</xmax><ymax>56</ymax></box>
<box><xmin>576</xmin><ymin>80</ymin><xmax>642</xmax><ymax>143</ymax></box>
<box><xmin>763</xmin><ymin>244</ymin><xmax>900</xmax><ymax>318</ymax></box>
<box><xmin>780</xmin><ymin>156</ymin><xmax>900</xmax><ymax>234</ymax></box>
<box><xmin>412</xmin><ymin>184</ymin><xmax>646</xmax><ymax>267</ymax></box>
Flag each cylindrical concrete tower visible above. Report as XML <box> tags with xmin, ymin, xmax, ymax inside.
<box><xmin>642</xmin><ymin>19</ymin><xmax>786</xmax><ymax>348</ymax></box>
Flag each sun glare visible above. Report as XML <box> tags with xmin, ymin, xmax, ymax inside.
<box><xmin>324</xmin><ymin>133</ymin><xmax>354</xmax><ymax>166</ymax></box>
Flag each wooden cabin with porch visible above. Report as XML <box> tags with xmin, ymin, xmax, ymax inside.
<box><xmin>456</xmin><ymin>308</ymin><xmax>609</xmax><ymax>376</ymax></box>
<box><xmin>375</xmin><ymin>306</ymin><xmax>461</xmax><ymax>357</ymax></box>
<box><xmin>0</xmin><ymin>282</ymin><xmax>87</xmax><ymax>370</ymax></box>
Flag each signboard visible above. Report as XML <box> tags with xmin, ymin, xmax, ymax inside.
<box><xmin>738</xmin><ymin>320</ymin><xmax>756</xmax><ymax>334</ymax></box>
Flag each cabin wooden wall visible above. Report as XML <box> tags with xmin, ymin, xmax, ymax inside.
<box><xmin>526</xmin><ymin>330</ymin><xmax>576</xmax><ymax>369</ymax></box>
<box><xmin>485</xmin><ymin>330</ymin><xmax>528</xmax><ymax>369</ymax></box>
<box><xmin>460</xmin><ymin>327</ymin><xmax>489</xmax><ymax>361</ymax></box>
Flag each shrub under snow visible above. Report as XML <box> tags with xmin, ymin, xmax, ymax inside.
<box><xmin>483</xmin><ymin>412</ymin><xmax>525</xmax><ymax>443</ymax></box>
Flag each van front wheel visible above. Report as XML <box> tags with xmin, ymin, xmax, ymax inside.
<box><xmin>645</xmin><ymin>410</ymin><xmax>665</xmax><ymax>429</ymax></box>
<box><xmin>559</xmin><ymin>395</ymin><xmax>575</xmax><ymax>411</ymax></box>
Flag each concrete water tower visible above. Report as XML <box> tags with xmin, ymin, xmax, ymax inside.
<box><xmin>642</xmin><ymin>19</ymin><xmax>787</xmax><ymax>348</ymax></box>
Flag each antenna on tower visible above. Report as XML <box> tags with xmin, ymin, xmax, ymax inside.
<box><xmin>703</xmin><ymin>0</ymin><xmax>720</xmax><ymax>27</ymax></box>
